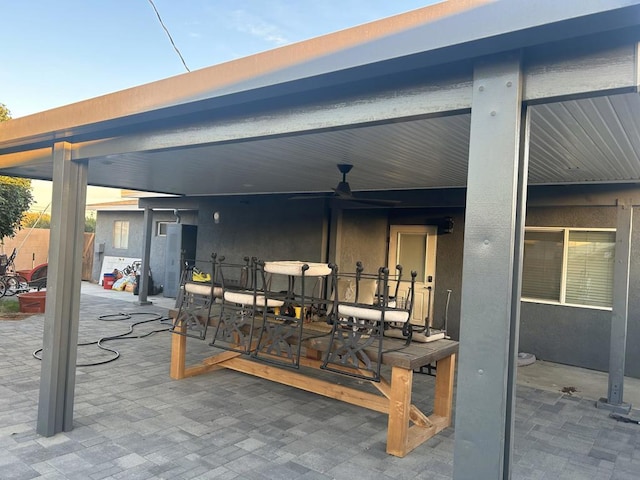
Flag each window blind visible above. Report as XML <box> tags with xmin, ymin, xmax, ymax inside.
<box><xmin>565</xmin><ymin>231</ymin><xmax>615</xmax><ymax>307</ymax></box>
<box><xmin>522</xmin><ymin>230</ymin><xmax>563</xmax><ymax>301</ymax></box>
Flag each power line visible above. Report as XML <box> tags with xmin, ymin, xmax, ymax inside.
<box><xmin>146</xmin><ymin>0</ymin><xmax>190</xmax><ymax>73</ymax></box>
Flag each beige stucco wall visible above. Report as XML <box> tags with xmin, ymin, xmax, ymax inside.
<box><xmin>2</xmin><ymin>228</ymin><xmax>94</xmax><ymax>280</ymax></box>
<box><xmin>1</xmin><ymin>228</ymin><xmax>50</xmax><ymax>271</ymax></box>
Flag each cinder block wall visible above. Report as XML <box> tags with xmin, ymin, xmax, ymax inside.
<box><xmin>2</xmin><ymin>228</ymin><xmax>50</xmax><ymax>271</ymax></box>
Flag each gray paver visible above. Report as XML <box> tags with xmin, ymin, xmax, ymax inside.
<box><xmin>1</xmin><ymin>284</ymin><xmax>640</xmax><ymax>479</ymax></box>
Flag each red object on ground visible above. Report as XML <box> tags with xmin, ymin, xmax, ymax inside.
<box><xmin>17</xmin><ymin>263</ymin><xmax>48</xmax><ymax>282</ymax></box>
<box><xmin>17</xmin><ymin>291</ymin><xmax>47</xmax><ymax>313</ymax></box>
<box><xmin>103</xmin><ymin>273</ymin><xmax>115</xmax><ymax>290</ymax></box>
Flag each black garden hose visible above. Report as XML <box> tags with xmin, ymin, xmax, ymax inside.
<box><xmin>33</xmin><ymin>312</ymin><xmax>172</xmax><ymax>367</ymax></box>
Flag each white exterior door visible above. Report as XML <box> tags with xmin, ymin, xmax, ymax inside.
<box><xmin>388</xmin><ymin>225</ymin><xmax>438</xmax><ymax>327</ymax></box>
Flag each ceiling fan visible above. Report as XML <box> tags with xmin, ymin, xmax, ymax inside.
<box><xmin>289</xmin><ymin>163</ymin><xmax>401</xmax><ymax>206</ymax></box>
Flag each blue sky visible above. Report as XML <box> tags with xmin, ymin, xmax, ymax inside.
<box><xmin>1</xmin><ymin>0</ymin><xmax>439</xmax><ymax>210</ymax></box>
<box><xmin>2</xmin><ymin>0</ymin><xmax>439</xmax><ymax>118</ymax></box>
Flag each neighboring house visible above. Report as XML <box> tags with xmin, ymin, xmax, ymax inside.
<box><xmin>89</xmin><ymin>200</ymin><xmax>197</xmax><ymax>291</ymax></box>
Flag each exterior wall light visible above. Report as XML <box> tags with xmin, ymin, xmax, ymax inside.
<box><xmin>439</xmin><ymin>216</ymin><xmax>454</xmax><ymax>234</ymax></box>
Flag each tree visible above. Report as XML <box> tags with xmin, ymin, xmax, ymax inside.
<box><xmin>22</xmin><ymin>212</ymin><xmax>51</xmax><ymax>229</ymax></box>
<box><xmin>85</xmin><ymin>213</ymin><xmax>96</xmax><ymax>233</ymax></box>
<box><xmin>0</xmin><ymin>103</ymin><xmax>10</xmax><ymax>122</ymax></box>
<box><xmin>0</xmin><ymin>177</ymin><xmax>33</xmax><ymax>239</ymax></box>
<box><xmin>0</xmin><ymin>104</ymin><xmax>34</xmax><ymax>240</ymax></box>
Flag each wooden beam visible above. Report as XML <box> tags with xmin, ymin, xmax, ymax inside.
<box><xmin>434</xmin><ymin>353</ymin><xmax>456</xmax><ymax>423</ymax></box>
<box><xmin>386</xmin><ymin>366</ymin><xmax>413</xmax><ymax>457</ymax></box>
<box><xmin>220</xmin><ymin>356</ymin><xmax>390</xmax><ymax>414</ymax></box>
<box><xmin>169</xmin><ymin>329</ymin><xmax>187</xmax><ymax>380</ymax></box>
<box><xmin>372</xmin><ymin>375</ymin><xmax>434</xmax><ymax>428</ymax></box>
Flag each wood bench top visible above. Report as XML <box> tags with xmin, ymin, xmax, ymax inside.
<box><xmin>304</xmin><ymin>334</ymin><xmax>458</xmax><ymax>370</ymax></box>
<box><xmin>170</xmin><ymin>305</ymin><xmax>458</xmax><ymax>371</ymax></box>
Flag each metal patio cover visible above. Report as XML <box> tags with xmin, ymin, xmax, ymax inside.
<box><xmin>2</xmin><ymin>2</ymin><xmax>640</xmax><ymax>480</ymax></box>
<box><xmin>1</xmin><ymin>0</ymin><xmax>640</xmax><ymax>196</ymax></box>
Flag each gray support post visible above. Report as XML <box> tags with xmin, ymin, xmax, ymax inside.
<box><xmin>136</xmin><ymin>207</ymin><xmax>154</xmax><ymax>305</ymax></box>
<box><xmin>453</xmin><ymin>53</ymin><xmax>527</xmax><ymax>480</ymax></box>
<box><xmin>597</xmin><ymin>202</ymin><xmax>633</xmax><ymax>413</ymax></box>
<box><xmin>37</xmin><ymin>142</ymin><xmax>88</xmax><ymax>436</ymax></box>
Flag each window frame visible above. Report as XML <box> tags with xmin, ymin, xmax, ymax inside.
<box><xmin>521</xmin><ymin>226</ymin><xmax>615</xmax><ymax>311</ymax></box>
<box><xmin>113</xmin><ymin>220</ymin><xmax>129</xmax><ymax>250</ymax></box>
<box><xmin>156</xmin><ymin>221</ymin><xmax>170</xmax><ymax>237</ymax></box>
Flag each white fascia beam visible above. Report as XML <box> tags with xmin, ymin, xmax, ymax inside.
<box><xmin>524</xmin><ymin>40</ymin><xmax>639</xmax><ymax>102</ymax></box>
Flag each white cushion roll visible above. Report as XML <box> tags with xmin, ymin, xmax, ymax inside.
<box><xmin>337</xmin><ymin>304</ymin><xmax>410</xmax><ymax>323</ymax></box>
<box><xmin>264</xmin><ymin>261</ymin><xmax>332</xmax><ymax>277</ymax></box>
<box><xmin>185</xmin><ymin>282</ymin><xmax>223</xmax><ymax>298</ymax></box>
<box><xmin>224</xmin><ymin>290</ymin><xmax>284</xmax><ymax>308</ymax></box>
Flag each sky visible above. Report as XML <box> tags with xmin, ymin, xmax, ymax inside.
<box><xmin>1</xmin><ymin>0</ymin><xmax>440</xmax><ymax>211</ymax></box>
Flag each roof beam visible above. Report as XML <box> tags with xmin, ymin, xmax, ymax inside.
<box><xmin>65</xmin><ymin>35</ymin><xmax>640</xmax><ymax>161</ymax></box>
<box><xmin>524</xmin><ymin>35</ymin><xmax>639</xmax><ymax>102</ymax></box>
<box><xmin>75</xmin><ymin>77</ymin><xmax>473</xmax><ymax>159</ymax></box>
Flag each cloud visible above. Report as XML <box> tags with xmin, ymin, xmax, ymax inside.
<box><xmin>230</xmin><ymin>9</ymin><xmax>289</xmax><ymax>46</ymax></box>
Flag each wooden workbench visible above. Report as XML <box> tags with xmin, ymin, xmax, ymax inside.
<box><xmin>169</xmin><ymin>314</ymin><xmax>458</xmax><ymax>458</ymax></box>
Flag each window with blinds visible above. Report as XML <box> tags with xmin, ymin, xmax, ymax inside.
<box><xmin>113</xmin><ymin>220</ymin><xmax>129</xmax><ymax>249</ymax></box>
<box><xmin>522</xmin><ymin>228</ymin><xmax>615</xmax><ymax>309</ymax></box>
<box><xmin>522</xmin><ymin>230</ymin><xmax>563</xmax><ymax>302</ymax></box>
<box><xmin>565</xmin><ymin>230</ymin><xmax>615</xmax><ymax>307</ymax></box>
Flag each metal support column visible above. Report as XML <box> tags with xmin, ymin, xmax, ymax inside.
<box><xmin>597</xmin><ymin>202</ymin><xmax>633</xmax><ymax>414</ymax></box>
<box><xmin>37</xmin><ymin>142</ymin><xmax>88</xmax><ymax>436</ymax></box>
<box><xmin>136</xmin><ymin>207</ymin><xmax>154</xmax><ymax>305</ymax></box>
<box><xmin>453</xmin><ymin>52</ymin><xmax>527</xmax><ymax>480</ymax></box>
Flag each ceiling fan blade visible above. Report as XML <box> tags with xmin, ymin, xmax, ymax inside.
<box><xmin>343</xmin><ymin>196</ymin><xmax>401</xmax><ymax>206</ymax></box>
<box><xmin>289</xmin><ymin>163</ymin><xmax>400</xmax><ymax>206</ymax></box>
<box><xmin>288</xmin><ymin>193</ymin><xmax>331</xmax><ymax>201</ymax></box>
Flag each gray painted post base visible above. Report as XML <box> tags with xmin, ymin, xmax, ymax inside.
<box><xmin>596</xmin><ymin>398</ymin><xmax>632</xmax><ymax>414</ymax></box>
<box><xmin>134</xmin><ymin>300</ymin><xmax>153</xmax><ymax>306</ymax></box>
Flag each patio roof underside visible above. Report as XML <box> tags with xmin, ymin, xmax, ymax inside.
<box><xmin>1</xmin><ymin>4</ymin><xmax>640</xmax><ymax>200</ymax></box>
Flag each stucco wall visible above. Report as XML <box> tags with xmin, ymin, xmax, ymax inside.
<box><xmin>339</xmin><ymin>209</ymin><xmax>388</xmax><ymax>273</ymax></box>
<box><xmin>522</xmin><ymin>206</ymin><xmax>640</xmax><ymax>378</ymax></box>
<box><xmin>195</xmin><ymin>197</ymin><xmax>327</xmax><ymax>293</ymax></box>
<box><xmin>519</xmin><ymin>302</ymin><xmax>611</xmax><ymax>371</ymax></box>
<box><xmin>92</xmin><ymin>209</ymin><xmax>198</xmax><ymax>287</ymax></box>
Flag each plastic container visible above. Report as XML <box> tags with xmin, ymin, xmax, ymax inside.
<box><xmin>18</xmin><ymin>291</ymin><xmax>47</xmax><ymax>313</ymax></box>
<box><xmin>103</xmin><ymin>273</ymin><xmax>115</xmax><ymax>290</ymax></box>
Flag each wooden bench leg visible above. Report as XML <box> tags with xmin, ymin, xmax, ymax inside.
<box><xmin>170</xmin><ymin>323</ymin><xmax>187</xmax><ymax>380</ymax></box>
<box><xmin>386</xmin><ymin>366</ymin><xmax>412</xmax><ymax>457</ymax></box>
<box><xmin>305</xmin><ymin>346</ymin><xmax>322</xmax><ymax>361</ymax></box>
<box><xmin>433</xmin><ymin>353</ymin><xmax>456</xmax><ymax>425</ymax></box>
